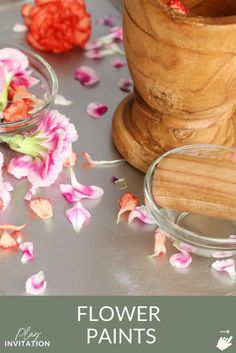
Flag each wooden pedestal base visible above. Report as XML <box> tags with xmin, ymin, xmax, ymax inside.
<box><xmin>112</xmin><ymin>94</ymin><xmax>236</xmax><ymax>173</ymax></box>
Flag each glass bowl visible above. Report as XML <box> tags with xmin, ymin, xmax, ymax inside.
<box><xmin>144</xmin><ymin>144</ymin><xmax>236</xmax><ymax>258</ymax></box>
<box><xmin>0</xmin><ymin>44</ymin><xmax>58</xmax><ymax>135</ymax></box>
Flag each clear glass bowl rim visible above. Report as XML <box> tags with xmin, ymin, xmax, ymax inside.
<box><xmin>144</xmin><ymin>143</ymin><xmax>236</xmax><ymax>247</ymax></box>
<box><xmin>0</xmin><ymin>43</ymin><xmax>58</xmax><ymax>128</ymax></box>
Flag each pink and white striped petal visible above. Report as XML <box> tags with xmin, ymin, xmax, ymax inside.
<box><xmin>75</xmin><ymin>66</ymin><xmax>99</xmax><ymax>86</ymax></box>
<box><xmin>82</xmin><ymin>152</ymin><xmax>125</xmax><ymax>166</ymax></box>
<box><xmin>110</xmin><ymin>27</ymin><xmax>123</xmax><ymax>41</ymax></box>
<box><xmin>20</xmin><ymin>242</ymin><xmax>34</xmax><ymax>264</ymax></box>
<box><xmin>60</xmin><ymin>169</ymin><xmax>104</xmax><ymax>202</ymax></box>
<box><xmin>8</xmin><ymin>155</ymin><xmax>33</xmax><ymax>179</ymax></box>
<box><xmin>212</xmin><ymin>259</ymin><xmax>236</xmax><ymax>279</ymax></box>
<box><xmin>169</xmin><ymin>251</ymin><xmax>192</xmax><ymax>269</ymax></box>
<box><xmin>87</xmin><ymin>102</ymin><xmax>108</xmax><ymax>118</ymax></box>
<box><xmin>65</xmin><ymin>202</ymin><xmax>91</xmax><ymax>233</ymax></box>
<box><xmin>118</xmin><ymin>78</ymin><xmax>133</xmax><ymax>92</ymax></box>
<box><xmin>26</xmin><ymin>271</ymin><xmax>47</xmax><ymax>295</ymax></box>
<box><xmin>110</xmin><ymin>58</ymin><xmax>126</xmax><ymax>69</ymax></box>
<box><xmin>128</xmin><ymin>205</ymin><xmax>156</xmax><ymax>225</ymax></box>
<box><xmin>149</xmin><ymin>229</ymin><xmax>167</xmax><ymax>258</ymax></box>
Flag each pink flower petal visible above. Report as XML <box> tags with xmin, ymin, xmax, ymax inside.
<box><xmin>87</xmin><ymin>102</ymin><xmax>108</xmax><ymax>118</ymax></box>
<box><xmin>229</xmin><ymin>235</ymin><xmax>236</xmax><ymax>239</ymax></box>
<box><xmin>12</xmin><ymin>23</ymin><xmax>27</xmax><ymax>33</ymax></box>
<box><xmin>75</xmin><ymin>66</ymin><xmax>99</xmax><ymax>86</ymax></box>
<box><xmin>110</xmin><ymin>58</ymin><xmax>126</xmax><ymax>69</ymax></box>
<box><xmin>149</xmin><ymin>229</ymin><xmax>166</xmax><ymax>258</ymax></box>
<box><xmin>60</xmin><ymin>169</ymin><xmax>104</xmax><ymax>202</ymax></box>
<box><xmin>85</xmin><ymin>45</ymin><xmax>124</xmax><ymax>59</ymax></box>
<box><xmin>118</xmin><ymin>78</ymin><xmax>133</xmax><ymax>92</ymax></box>
<box><xmin>20</xmin><ymin>242</ymin><xmax>34</xmax><ymax>264</ymax></box>
<box><xmin>26</xmin><ymin>271</ymin><xmax>46</xmax><ymax>295</ymax></box>
<box><xmin>24</xmin><ymin>185</ymin><xmax>38</xmax><ymax>201</ymax></box>
<box><xmin>110</xmin><ymin>27</ymin><xmax>123</xmax><ymax>41</ymax></box>
<box><xmin>54</xmin><ymin>94</ymin><xmax>72</xmax><ymax>106</ymax></box>
<box><xmin>212</xmin><ymin>259</ymin><xmax>236</xmax><ymax>279</ymax></box>
<box><xmin>82</xmin><ymin>152</ymin><xmax>125</xmax><ymax>165</ymax></box>
<box><xmin>97</xmin><ymin>16</ymin><xmax>115</xmax><ymax>28</ymax></box>
<box><xmin>128</xmin><ymin>205</ymin><xmax>156</xmax><ymax>225</ymax></box>
<box><xmin>65</xmin><ymin>202</ymin><xmax>91</xmax><ymax>233</ymax></box>
<box><xmin>8</xmin><ymin>155</ymin><xmax>33</xmax><ymax>179</ymax></box>
<box><xmin>169</xmin><ymin>251</ymin><xmax>192</xmax><ymax>269</ymax></box>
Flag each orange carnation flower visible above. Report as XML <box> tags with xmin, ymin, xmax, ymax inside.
<box><xmin>22</xmin><ymin>0</ymin><xmax>91</xmax><ymax>53</ymax></box>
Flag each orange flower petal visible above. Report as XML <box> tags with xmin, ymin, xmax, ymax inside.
<box><xmin>0</xmin><ymin>224</ymin><xmax>25</xmax><ymax>231</ymax></box>
<box><xmin>0</xmin><ymin>231</ymin><xmax>18</xmax><ymax>249</ymax></box>
<box><xmin>29</xmin><ymin>197</ymin><xmax>53</xmax><ymax>219</ymax></box>
<box><xmin>117</xmin><ymin>192</ymin><xmax>139</xmax><ymax>223</ymax></box>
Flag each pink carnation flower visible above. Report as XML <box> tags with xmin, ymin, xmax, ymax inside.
<box><xmin>3</xmin><ymin>110</ymin><xmax>78</xmax><ymax>187</ymax></box>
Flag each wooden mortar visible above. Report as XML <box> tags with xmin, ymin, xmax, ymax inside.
<box><xmin>112</xmin><ymin>0</ymin><xmax>236</xmax><ymax>172</ymax></box>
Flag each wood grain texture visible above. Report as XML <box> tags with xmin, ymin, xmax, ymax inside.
<box><xmin>152</xmin><ymin>154</ymin><xmax>236</xmax><ymax>220</ymax></box>
<box><xmin>112</xmin><ymin>0</ymin><xmax>236</xmax><ymax>172</ymax></box>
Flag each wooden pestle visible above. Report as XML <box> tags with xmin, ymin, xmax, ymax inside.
<box><xmin>152</xmin><ymin>154</ymin><xmax>236</xmax><ymax>220</ymax></box>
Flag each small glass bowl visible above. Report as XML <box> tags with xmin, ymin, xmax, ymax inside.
<box><xmin>144</xmin><ymin>144</ymin><xmax>236</xmax><ymax>258</ymax></box>
<box><xmin>0</xmin><ymin>44</ymin><xmax>58</xmax><ymax>135</ymax></box>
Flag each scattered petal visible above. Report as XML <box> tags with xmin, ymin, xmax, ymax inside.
<box><xmin>85</xmin><ymin>44</ymin><xmax>124</xmax><ymax>59</ymax></box>
<box><xmin>111</xmin><ymin>176</ymin><xmax>120</xmax><ymax>184</ymax></box>
<box><xmin>87</xmin><ymin>102</ymin><xmax>108</xmax><ymax>118</ymax></box>
<box><xmin>29</xmin><ymin>197</ymin><xmax>53</xmax><ymax>219</ymax></box>
<box><xmin>26</xmin><ymin>271</ymin><xmax>47</xmax><ymax>295</ymax></box>
<box><xmin>110</xmin><ymin>27</ymin><xmax>123</xmax><ymax>41</ymax></box>
<box><xmin>118</xmin><ymin>78</ymin><xmax>133</xmax><ymax>92</ymax></box>
<box><xmin>97</xmin><ymin>15</ymin><xmax>115</xmax><ymax>28</ymax></box>
<box><xmin>229</xmin><ymin>235</ymin><xmax>236</xmax><ymax>239</ymax></box>
<box><xmin>0</xmin><ymin>224</ymin><xmax>25</xmax><ymax>231</ymax></box>
<box><xmin>117</xmin><ymin>192</ymin><xmax>139</xmax><ymax>223</ymax></box>
<box><xmin>212</xmin><ymin>259</ymin><xmax>236</xmax><ymax>279</ymax></box>
<box><xmin>0</xmin><ymin>231</ymin><xmax>18</xmax><ymax>249</ymax></box>
<box><xmin>63</xmin><ymin>151</ymin><xmax>77</xmax><ymax>168</ymax></box>
<box><xmin>128</xmin><ymin>205</ymin><xmax>156</xmax><ymax>225</ymax></box>
<box><xmin>13</xmin><ymin>230</ymin><xmax>23</xmax><ymax>245</ymax></box>
<box><xmin>12</xmin><ymin>22</ymin><xmax>27</xmax><ymax>33</ymax></box>
<box><xmin>20</xmin><ymin>242</ymin><xmax>34</xmax><ymax>263</ymax></box>
<box><xmin>168</xmin><ymin>0</ymin><xmax>190</xmax><ymax>14</ymax></box>
<box><xmin>113</xmin><ymin>178</ymin><xmax>128</xmax><ymax>190</ymax></box>
<box><xmin>82</xmin><ymin>152</ymin><xmax>125</xmax><ymax>166</ymax></box>
<box><xmin>110</xmin><ymin>58</ymin><xmax>126</xmax><ymax>69</ymax></box>
<box><xmin>65</xmin><ymin>202</ymin><xmax>91</xmax><ymax>233</ymax></box>
<box><xmin>75</xmin><ymin>66</ymin><xmax>99</xmax><ymax>86</ymax></box>
<box><xmin>149</xmin><ymin>229</ymin><xmax>166</xmax><ymax>257</ymax></box>
<box><xmin>24</xmin><ymin>185</ymin><xmax>38</xmax><ymax>201</ymax></box>
<box><xmin>169</xmin><ymin>251</ymin><xmax>192</xmax><ymax>269</ymax></box>
<box><xmin>54</xmin><ymin>94</ymin><xmax>72</xmax><ymax>106</ymax></box>
<box><xmin>60</xmin><ymin>169</ymin><xmax>104</xmax><ymax>202</ymax></box>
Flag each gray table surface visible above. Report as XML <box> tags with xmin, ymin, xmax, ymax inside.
<box><xmin>0</xmin><ymin>0</ymin><xmax>235</xmax><ymax>296</ymax></box>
